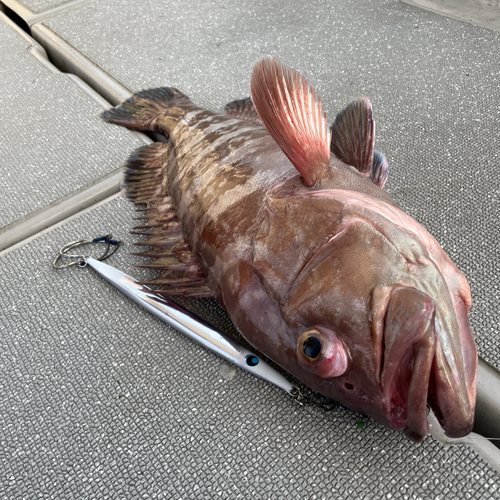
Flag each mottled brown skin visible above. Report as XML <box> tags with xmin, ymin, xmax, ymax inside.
<box><xmin>102</xmin><ymin>85</ymin><xmax>477</xmax><ymax>441</ymax></box>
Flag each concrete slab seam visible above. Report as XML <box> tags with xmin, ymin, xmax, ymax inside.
<box><xmin>65</xmin><ymin>73</ymin><xmax>113</xmax><ymax>109</ymax></box>
<box><xmin>0</xmin><ymin>170</ymin><xmax>123</xmax><ymax>252</ymax></box>
<box><xmin>0</xmin><ymin>0</ymin><xmax>32</xmax><ymax>20</ymax></box>
<box><xmin>0</xmin><ymin>9</ymin><xmax>43</xmax><ymax>51</ymax></box>
<box><xmin>31</xmin><ymin>22</ymin><xmax>133</xmax><ymax>105</ymax></box>
<box><xmin>1</xmin><ymin>0</ymin><xmax>98</xmax><ymax>25</ymax></box>
<box><xmin>1</xmin><ymin>10</ymin><xmax>115</xmax><ymax>109</ymax></box>
<box><xmin>26</xmin><ymin>0</ymin><xmax>98</xmax><ymax>26</ymax></box>
<box><xmin>1</xmin><ymin>10</ymin><xmax>117</xmax><ymax>110</ymax></box>
<box><xmin>27</xmin><ymin>44</ymin><xmax>58</xmax><ymax>72</ymax></box>
<box><xmin>402</xmin><ymin>0</ymin><xmax>500</xmax><ymax>33</ymax></box>
<box><xmin>0</xmin><ymin>191</ymin><xmax>124</xmax><ymax>258</ymax></box>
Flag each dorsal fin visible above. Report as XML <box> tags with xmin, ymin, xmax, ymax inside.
<box><xmin>330</xmin><ymin>97</ymin><xmax>374</xmax><ymax>175</ymax></box>
<box><xmin>224</xmin><ymin>97</ymin><xmax>263</xmax><ymax>125</ymax></box>
<box><xmin>123</xmin><ymin>142</ymin><xmax>213</xmax><ymax>298</ymax></box>
<box><xmin>330</xmin><ymin>98</ymin><xmax>389</xmax><ymax>188</ymax></box>
<box><xmin>250</xmin><ymin>57</ymin><xmax>331</xmax><ymax>187</ymax></box>
<box><xmin>372</xmin><ymin>150</ymin><xmax>389</xmax><ymax>188</ymax></box>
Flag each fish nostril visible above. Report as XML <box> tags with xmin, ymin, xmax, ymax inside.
<box><xmin>344</xmin><ymin>383</ymin><xmax>354</xmax><ymax>390</ymax></box>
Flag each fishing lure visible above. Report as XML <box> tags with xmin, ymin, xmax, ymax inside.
<box><xmin>53</xmin><ymin>235</ymin><xmax>333</xmax><ymax>408</ymax></box>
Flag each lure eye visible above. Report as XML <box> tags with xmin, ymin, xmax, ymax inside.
<box><xmin>302</xmin><ymin>336</ymin><xmax>322</xmax><ymax>360</ymax></box>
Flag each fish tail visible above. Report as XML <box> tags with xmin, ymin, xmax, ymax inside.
<box><xmin>100</xmin><ymin>87</ymin><xmax>191</xmax><ymax>132</ymax></box>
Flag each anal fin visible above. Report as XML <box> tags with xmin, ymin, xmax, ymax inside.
<box><xmin>123</xmin><ymin>141</ymin><xmax>214</xmax><ymax>298</ymax></box>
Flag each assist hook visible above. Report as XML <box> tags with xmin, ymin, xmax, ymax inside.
<box><xmin>53</xmin><ymin>235</ymin><xmax>121</xmax><ymax>269</ymax></box>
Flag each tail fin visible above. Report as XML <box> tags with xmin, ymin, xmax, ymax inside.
<box><xmin>100</xmin><ymin>87</ymin><xmax>191</xmax><ymax>132</ymax></box>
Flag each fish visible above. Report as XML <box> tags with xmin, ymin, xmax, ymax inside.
<box><xmin>101</xmin><ymin>56</ymin><xmax>477</xmax><ymax>442</ymax></box>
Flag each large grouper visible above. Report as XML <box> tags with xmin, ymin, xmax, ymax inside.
<box><xmin>101</xmin><ymin>57</ymin><xmax>477</xmax><ymax>441</ymax></box>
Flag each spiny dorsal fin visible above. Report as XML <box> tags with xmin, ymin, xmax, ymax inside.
<box><xmin>250</xmin><ymin>57</ymin><xmax>331</xmax><ymax>187</ymax></box>
<box><xmin>123</xmin><ymin>142</ymin><xmax>213</xmax><ymax>298</ymax></box>
<box><xmin>224</xmin><ymin>97</ymin><xmax>263</xmax><ymax>125</ymax></box>
<box><xmin>330</xmin><ymin>98</ymin><xmax>389</xmax><ymax>188</ymax></box>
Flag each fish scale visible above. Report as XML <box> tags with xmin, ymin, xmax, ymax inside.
<box><xmin>170</xmin><ymin>112</ymin><xmax>292</xmax><ymax>228</ymax></box>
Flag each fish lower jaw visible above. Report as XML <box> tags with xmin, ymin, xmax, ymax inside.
<box><xmin>382</xmin><ymin>384</ymin><xmax>430</xmax><ymax>442</ymax></box>
<box><xmin>376</xmin><ymin>408</ymin><xmax>430</xmax><ymax>442</ymax></box>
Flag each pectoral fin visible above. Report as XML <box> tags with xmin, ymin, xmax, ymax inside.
<box><xmin>250</xmin><ymin>57</ymin><xmax>331</xmax><ymax>187</ymax></box>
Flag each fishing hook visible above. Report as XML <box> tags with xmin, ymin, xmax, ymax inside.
<box><xmin>53</xmin><ymin>235</ymin><xmax>121</xmax><ymax>269</ymax></box>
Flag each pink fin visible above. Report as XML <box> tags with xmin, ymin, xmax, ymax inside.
<box><xmin>122</xmin><ymin>142</ymin><xmax>214</xmax><ymax>298</ymax></box>
<box><xmin>250</xmin><ymin>57</ymin><xmax>331</xmax><ymax>187</ymax></box>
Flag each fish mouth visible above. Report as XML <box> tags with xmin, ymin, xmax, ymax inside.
<box><xmin>379</xmin><ymin>287</ymin><xmax>436</xmax><ymax>441</ymax></box>
<box><xmin>377</xmin><ymin>286</ymin><xmax>475</xmax><ymax>441</ymax></box>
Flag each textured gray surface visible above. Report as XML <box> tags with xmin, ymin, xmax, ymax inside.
<box><xmin>0</xmin><ymin>17</ymin><xmax>143</xmax><ymax>229</ymax></box>
<box><xmin>403</xmin><ymin>0</ymin><xmax>500</xmax><ymax>32</ymax></box>
<box><xmin>1</xmin><ymin>195</ymin><xmax>499</xmax><ymax>499</ymax></box>
<box><xmin>18</xmin><ymin>0</ymin><xmax>73</xmax><ymax>14</ymax></box>
<box><xmin>43</xmin><ymin>0</ymin><xmax>500</xmax><ymax>372</ymax></box>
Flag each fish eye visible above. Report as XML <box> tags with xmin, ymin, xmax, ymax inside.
<box><xmin>298</xmin><ymin>329</ymin><xmax>324</xmax><ymax>361</ymax></box>
<box><xmin>303</xmin><ymin>336</ymin><xmax>322</xmax><ymax>359</ymax></box>
<box><xmin>296</xmin><ymin>327</ymin><xmax>349</xmax><ymax>377</ymax></box>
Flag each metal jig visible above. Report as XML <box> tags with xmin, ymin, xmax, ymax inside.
<box><xmin>53</xmin><ymin>236</ymin><xmax>301</xmax><ymax>401</ymax></box>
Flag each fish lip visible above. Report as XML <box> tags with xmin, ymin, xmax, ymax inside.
<box><xmin>370</xmin><ymin>285</ymin><xmax>395</xmax><ymax>386</ymax></box>
<box><xmin>379</xmin><ymin>287</ymin><xmax>437</xmax><ymax>441</ymax></box>
<box><xmin>426</xmin><ymin>335</ymin><xmax>476</xmax><ymax>438</ymax></box>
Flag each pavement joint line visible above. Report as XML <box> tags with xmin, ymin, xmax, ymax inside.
<box><xmin>30</xmin><ymin>22</ymin><xmax>133</xmax><ymax>105</ymax></box>
<box><xmin>2</xmin><ymin>1</ymin><xmax>133</xmax><ymax>104</ymax></box>
<box><xmin>0</xmin><ymin>10</ymin><xmax>152</xmax><ymax>252</ymax></box>
<box><xmin>1</xmin><ymin>0</ymin><xmax>98</xmax><ymax>26</ymax></box>
<box><xmin>402</xmin><ymin>0</ymin><xmax>500</xmax><ymax>32</ymax></box>
<box><xmin>0</xmin><ymin>169</ymin><xmax>123</xmax><ymax>252</ymax></box>
<box><xmin>65</xmin><ymin>73</ymin><xmax>114</xmax><ymax>109</ymax></box>
<box><xmin>0</xmin><ymin>0</ymin><xmax>32</xmax><ymax>22</ymax></box>
<box><xmin>28</xmin><ymin>44</ymin><xmax>59</xmax><ymax>73</ymax></box>
<box><xmin>475</xmin><ymin>358</ymin><xmax>500</xmax><ymax>451</ymax></box>
<box><xmin>26</xmin><ymin>0</ymin><xmax>98</xmax><ymax>27</ymax></box>
<box><xmin>1</xmin><ymin>8</ymin><xmax>113</xmax><ymax>114</ymax></box>
<box><xmin>1</xmin><ymin>10</ymin><xmax>118</xmax><ymax>110</ymax></box>
<box><xmin>0</xmin><ymin>9</ymin><xmax>39</xmax><ymax>48</ymax></box>
<box><xmin>0</xmin><ymin>191</ymin><xmax>124</xmax><ymax>258</ymax></box>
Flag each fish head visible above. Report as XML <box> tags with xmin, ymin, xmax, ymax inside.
<box><xmin>251</xmin><ymin>191</ymin><xmax>476</xmax><ymax>441</ymax></box>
